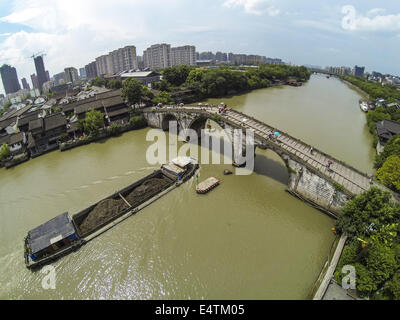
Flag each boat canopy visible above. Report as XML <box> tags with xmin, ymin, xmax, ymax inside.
<box><xmin>28</xmin><ymin>212</ymin><xmax>77</xmax><ymax>255</ymax></box>
<box><xmin>171</xmin><ymin>156</ymin><xmax>194</xmax><ymax>168</ymax></box>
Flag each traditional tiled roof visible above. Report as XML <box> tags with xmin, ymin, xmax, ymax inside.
<box><xmin>107</xmin><ymin>107</ymin><xmax>130</xmax><ymax>118</ymax></box>
<box><xmin>44</xmin><ymin>113</ymin><xmax>67</xmax><ymax>131</ymax></box>
<box><xmin>0</xmin><ymin>118</ymin><xmax>15</xmax><ymax>131</ymax></box>
<box><xmin>17</xmin><ymin>110</ymin><xmax>41</xmax><ymax>127</ymax></box>
<box><xmin>0</xmin><ymin>132</ymin><xmax>24</xmax><ymax>145</ymax></box>
<box><xmin>29</xmin><ymin>118</ymin><xmax>44</xmax><ymax>131</ymax></box>
<box><xmin>376</xmin><ymin>120</ymin><xmax>400</xmax><ymax>143</ymax></box>
<box><xmin>75</xmin><ymin>94</ymin><xmax>125</xmax><ymax>115</ymax></box>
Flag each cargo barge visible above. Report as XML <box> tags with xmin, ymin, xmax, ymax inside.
<box><xmin>24</xmin><ymin>157</ymin><xmax>198</xmax><ymax>270</ymax></box>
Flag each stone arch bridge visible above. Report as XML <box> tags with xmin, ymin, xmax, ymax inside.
<box><xmin>143</xmin><ymin>105</ymin><xmax>378</xmax><ymax>217</ymax></box>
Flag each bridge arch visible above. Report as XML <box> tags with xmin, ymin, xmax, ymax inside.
<box><xmin>161</xmin><ymin>113</ymin><xmax>182</xmax><ymax>132</ymax></box>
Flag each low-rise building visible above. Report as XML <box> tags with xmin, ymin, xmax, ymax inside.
<box><xmin>119</xmin><ymin>71</ymin><xmax>161</xmax><ymax>87</ymax></box>
<box><xmin>27</xmin><ymin>113</ymin><xmax>67</xmax><ymax>156</ymax></box>
<box><xmin>0</xmin><ymin>131</ymin><xmax>26</xmax><ymax>155</ymax></box>
<box><xmin>376</xmin><ymin>119</ymin><xmax>400</xmax><ymax>154</ymax></box>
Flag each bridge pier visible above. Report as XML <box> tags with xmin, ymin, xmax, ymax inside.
<box><xmin>286</xmin><ymin>159</ymin><xmax>349</xmax><ymax>217</ymax></box>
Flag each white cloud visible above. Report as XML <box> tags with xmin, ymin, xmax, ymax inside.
<box><xmin>223</xmin><ymin>0</ymin><xmax>279</xmax><ymax>16</ymax></box>
<box><xmin>0</xmin><ymin>0</ymin><xmax>165</xmax><ymax>93</ymax></box>
<box><xmin>342</xmin><ymin>5</ymin><xmax>400</xmax><ymax>31</ymax></box>
<box><xmin>367</xmin><ymin>8</ymin><xmax>386</xmax><ymax>17</ymax></box>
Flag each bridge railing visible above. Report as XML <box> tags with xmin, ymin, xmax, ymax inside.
<box><xmin>226</xmin><ymin>108</ymin><xmax>371</xmax><ymax>179</ymax></box>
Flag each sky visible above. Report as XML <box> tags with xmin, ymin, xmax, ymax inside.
<box><xmin>0</xmin><ymin>0</ymin><xmax>400</xmax><ymax>95</ymax></box>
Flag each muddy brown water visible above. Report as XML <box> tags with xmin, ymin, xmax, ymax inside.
<box><xmin>0</xmin><ymin>74</ymin><xmax>373</xmax><ymax>299</ymax></box>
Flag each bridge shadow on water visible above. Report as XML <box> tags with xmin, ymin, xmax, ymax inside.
<box><xmin>253</xmin><ymin>152</ymin><xmax>289</xmax><ymax>186</ymax></box>
<box><xmin>185</xmin><ymin>134</ymin><xmax>289</xmax><ymax>186</ymax></box>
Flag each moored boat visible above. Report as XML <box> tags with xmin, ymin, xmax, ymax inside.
<box><xmin>24</xmin><ymin>157</ymin><xmax>198</xmax><ymax>269</ymax></box>
<box><xmin>359</xmin><ymin>100</ymin><xmax>368</xmax><ymax>112</ymax></box>
<box><xmin>196</xmin><ymin>177</ymin><xmax>220</xmax><ymax>194</ymax></box>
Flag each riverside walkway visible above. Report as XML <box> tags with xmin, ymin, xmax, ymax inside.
<box><xmin>145</xmin><ymin>105</ymin><xmax>373</xmax><ymax>196</ymax></box>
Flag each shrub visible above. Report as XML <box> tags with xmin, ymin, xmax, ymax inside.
<box><xmin>129</xmin><ymin>115</ymin><xmax>147</xmax><ymax>129</ymax></box>
<box><xmin>109</xmin><ymin>123</ymin><xmax>121</xmax><ymax>136</ymax></box>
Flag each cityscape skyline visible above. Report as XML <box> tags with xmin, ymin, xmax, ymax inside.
<box><xmin>1</xmin><ymin>1</ymin><xmax>400</xmax><ymax>94</ymax></box>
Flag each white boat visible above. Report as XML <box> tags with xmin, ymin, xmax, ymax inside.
<box><xmin>359</xmin><ymin>101</ymin><xmax>368</xmax><ymax>112</ymax></box>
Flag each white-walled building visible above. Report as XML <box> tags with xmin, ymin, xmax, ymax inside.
<box><xmin>143</xmin><ymin>43</ymin><xmax>171</xmax><ymax>69</ymax></box>
<box><xmin>171</xmin><ymin>45</ymin><xmax>196</xmax><ymax>66</ymax></box>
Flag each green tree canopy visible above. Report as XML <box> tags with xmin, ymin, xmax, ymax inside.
<box><xmin>90</xmin><ymin>76</ymin><xmax>107</xmax><ymax>87</ymax></box>
<box><xmin>163</xmin><ymin>65</ymin><xmax>193</xmax><ymax>86</ymax></box>
<box><xmin>0</xmin><ymin>142</ymin><xmax>11</xmax><ymax>161</ymax></box>
<box><xmin>376</xmin><ymin>155</ymin><xmax>400</xmax><ymax>192</ymax></box>
<box><xmin>152</xmin><ymin>91</ymin><xmax>174</xmax><ymax>105</ymax></box>
<box><xmin>335</xmin><ymin>187</ymin><xmax>399</xmax><ymax>239</ymax></box>
<box><xmin>375</xmin><ymin>135</ymin><xmax>400</xmax><ymax>169</ymax></box>
<box><xmin>107</xmin><ymin>80</ymin><xmax>122</xmax><ymax>90</ymax></box>
<box><xmin>83</xmin><ymin>109</ymin><xmax>104</xmax><ymax>135</ymax></box>
<box><xmin>366</xmin><ymin>241</ymin><xmax>397</xmax><ymax>284</ymax></box>
<box><xmin>121</xmin><ymin>78</ymin><xmax>145</xmax><ymax>106</ymax></box>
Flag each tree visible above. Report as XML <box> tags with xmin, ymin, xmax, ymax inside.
<box><xmin>366</xmin><ymin>241</ymin><xmax>397</xmax><ymax>284</ymax></box>
<box><xmin>335</xmin><ymin>187</ymin><xmax>399</xmax><ymax>239</ymax></box>
<box><xmin>152</xmin><ymin>91</ymin><xmax>174</xmax><ymax>105</ymax></box>
<box><xmin>121</xmin><ymin>78</ymin><xmax>145</xmax><ymax>106</ymax></box>
<box><xmin>107</xmin><ymin>80</ymin><xmax>122</xmax><ymax>90</ymax></box>
<box><xmin>375</xmin><ymin>135</ymin><xmax>400</xmax><ymax>169</ymax></box>
<box><xmin>163</xmin><ymin>65</ymin><xmax>192</xmax><ymax>86</ymax></box>
<box><xmin>83</xmin><ymin>109</ymin><xmax>104</xmax><ymax>135</ymax></box>
<box><xmin>376</xmin><ymin>155</ymin><xmax>400</xmax><ymax>192</ymax></box>
<box><xmin>334</xmin><ymin>240</ymin><xmax>361</xmax><ymax>283</ymax></box>
<box><xmin>0</xmin><ymin>143</ymin><xmax>11</xmax><ymax>161</ymax></box>
<box><xmin>366</xmin><ymin>110</ymin><xmax>391</xmax><ymax>133</ymax></box>
<box><xmin>90</xmin><ymin>76</ymin><xmax>107</xmax><ymax>87</ymax></box>
<box><xmin>354</xmin><ymin>263</ymin><xmax>378</xmax><ymax>297</ymax></box>
<box><xmin>129</xmin><ymin>115</ymin><xmax>147</xmax><ymax>129</ymax></box>
<box><xmin>385</xmin><ymin>271</ymin><xmax>400</xmax><ymax>300</ymax></box>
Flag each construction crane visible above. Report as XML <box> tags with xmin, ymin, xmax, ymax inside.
<box><xmin>27</xmin><ymin>51</ymin><xmax>47</xmax><ymax>60</ymax></box>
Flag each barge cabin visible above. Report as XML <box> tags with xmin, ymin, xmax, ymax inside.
<box><xmin>24</xmin><ymin>212</ymin><xmax>82</xmax><ymax>268</ymax></box>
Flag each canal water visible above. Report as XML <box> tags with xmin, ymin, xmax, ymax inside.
<box><xmin>0</xmin><ymin>74</ymin><xmax>373</xmax><ymax>299</ymax></box>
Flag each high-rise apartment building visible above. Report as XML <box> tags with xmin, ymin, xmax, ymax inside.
<box><xmin>85</xmin><ymin>61</ymin><xmax>98</xmax><ymax>80</ymax></box>
<box><xmin>171</xmin><ymin>45</ymin><xmax>196</xmax><ymax>66</ymax></box>
<box><xmin>353</xmin><ymin>65</ymin><xmax>365</xmax><ymax>77</ymax></box>
<box><xmin>137</xmin><ymin>56</ymin><xmax>144</xmax><ymax>70</ymax></box>
<box><xmin>0</xmin><ymin>64</ymin><xmax>21</xmax><ymax>94</ymax></box>
<box><xmin>143</xmin><ymin>43</ymin><xmax>171</xmax><ymax>69</ymax></box>
<box><xmin>34</xmin><ymin>55</ymin><xmax>47</xmax><ymax>90</ymax></box>
<box><xmin>64</xmin><ymin>67</ymin><xmax>79</xmax><ymax>83</ymax></box>
<box><xmin>53</xmin><ymin>72</ymin><xmax>65</xmax><ymax>85</ymax></box>
<box><xmin>95</xmin><ymin>54</ymin><xmax>113</xmax><ymax>76</ymax></box>
<box><xmin>79</xmin><ymin>68</ymin><xmax>86</xmax><ymax>80</ymax></box>
<box><xmin>21</xmin><ymin>78</ymin><xmax>30</xmax><ymax>90</ymax></box>
<box><xmin>30</xmin><ymin>74</ymin><xmax>39</xmax><ymax>89</ymax></box>
<box><xmin>109</xmin><ymin>45</ymin><xmax>138</xmax><ymax>73</ymax></box>
<box><xmin>199</xmin><ymin>52</ymin><xmax>215</xmax><ymax>60</ymax></box>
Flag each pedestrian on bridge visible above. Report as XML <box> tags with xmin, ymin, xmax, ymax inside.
<box><xmin>369</xmin><ymin>173</ymin><xmax>374</xmax><ymax>184</ymax></box>
<box><xmin>310</xmin><ymin>146</ymin><xmax>314</xmax><ymax>155</ymax></box>
<box><xmin>326</xmin><ymin>160</ymin><xmax>333</xmax><ymax>170</ymax></box>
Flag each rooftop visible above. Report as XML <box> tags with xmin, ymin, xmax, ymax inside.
<box><xmin>28</xmin><ymin>212</ymin><xmax>76</xmax><ymax>255</ymax></box>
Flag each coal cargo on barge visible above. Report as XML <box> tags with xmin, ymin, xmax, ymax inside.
<box><xmin>24</xmin><ymin>157</ymin><xmax>198</xmax><ymax>270</ymax></box>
